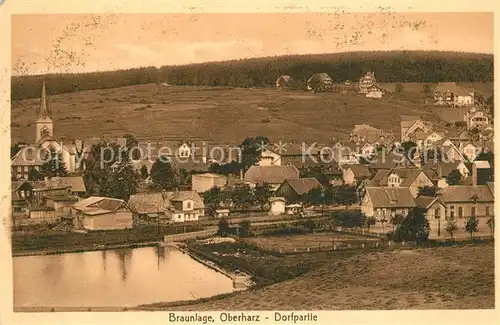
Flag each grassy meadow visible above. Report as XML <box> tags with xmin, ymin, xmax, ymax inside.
<box><xmin>10</xmin><ymin>82</ymin><xmax>493</xmax><ymax>144</ymax></box>
<box><xmin>150</xmin><ymin>243</ymin><xmax>494</xmax><ymax>310</ymax></box>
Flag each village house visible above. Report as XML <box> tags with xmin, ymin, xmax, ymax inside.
<box><xmin>342</xmin><ymin>164</ymin><xmax>372</xmax><ymax>185</ymax></box>
<box><xmin>415</xmin><ymin>195</ymin><xmax>446</xmax><ymax>237</ymax></box>
<box><xmin>268</xmin><ymin>197</ymin><xmax>286</xmax><ymax>215</ymax></box>
<box><xmin>464</xmin><ymin>107</ymin><xmax>491</xmax><ymax>130</ymax></box>
<box><xmin>365</xmin><ymin>85</ymin><xmax>384</xmax><ymax>99</ymax></box>
<box><xmin>409</xmin><ymin>130</ymin><xmax>444</xmax><ymax>150</ymax></box>
<box><xmin>358</xmin><ymin>71</ymin><xmax>377</xmax><ymax>94</ymax></box>
<box><xmin>461</xmin><ymin>142</ymin><xmax>480</xmax><ymax>161</ymax></box>
<box><xmin>274</xmin><ymin>178</ymin><xmax>322</xmax><ymax>203</ymax></box>
<box><xmin>11</xmin><ymin>180</ymin><xmax>34</xmax><ymax>214</ymax></box>
<box><xmin>437</xmin><ymin>184</ymin><xmax>493</xmax><ymax>219</ymax></box>
<box><xmin>332</xmin><ymin>141</ymin><xmax>362</xmax><ymax>166</ymax></box>
<box><xmin>275</xmin><ymin>75</ymin><xmax>294</xmax><ymax>90</ymax></box>
<box><xmin>164</xmin><ymin>190</ymin><xmax>205</xmax><ymax>223</ymax></box>
<box><xmin>128</xmin><ymin>190</ymin><xmax>205</xmax><ymax>223</ymax></box>
<box><xmin>244</xmin><ymin>165</ymin><xmax>300</xmax><ymax>190</ymax></box>
<box><xmin>72</xmin><ymin>196</ymin><xmax>133</xmax><ymax>230</ymax></box>
<box><xmin>471</xmin><ymin>160</ymin><xmax>493</xmax><ymax>186</ymax></box>
<box><xmin>433</xmin><ymin>82</ymin><xmax>475</xmax><ymax>107</ymax></box>
<box><xmin>369</xmin><ymin>167</ymin><xmax>434</xmax><ymax>198</ymax></box>
<box><xmin>127</xmin><ymin>192</ymin><xmax>168</xmax><ymax>220</ymax></box>
<box><xmin>191</xmin><ymin>173</ymin><xmax>227</xmax><ymax>193</ymax></box>
<box><xmin>361</xmin><ymin>187</ymin><xmax>416</xmax><ymax>223</ymax></box>
<box><xmin>400</xmin><ymin>115</ymin><xmax>432</xmax><ymax>142</ymax></box>
<box><xmin>423</xmin><ymin>161</ymin><xmax>471</xmax><ymax>188</ymax></box>
<box><xmin>307</xmin><ymin>73</ymin><xmax>334</xmax><ymax>92</ymax></box>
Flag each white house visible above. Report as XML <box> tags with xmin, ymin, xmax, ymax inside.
<box><xmin>462</xmin><ymin>143</ymin><xmax>479</xmax><ymax>161</ymax></box>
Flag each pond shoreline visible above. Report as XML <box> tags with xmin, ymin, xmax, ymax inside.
<box><xmin>12</xmin><ymin>240</ymin><xmax>161</xmax><ymax>257</ymax></box>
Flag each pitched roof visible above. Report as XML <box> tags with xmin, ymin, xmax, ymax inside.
<box><xmin>128</xmin><ymin>192</ymin><xmax>167</xmax><ymax>214</ymax></box>
<box><xmin>473</xmin><ymin>161</ymin><xmax>491</xmax><ymax>169</ymax></box>
<box><xmin>371</xmin><ymin>168</ymin><xmax>424</xmax><ymax>187</ymax></box>
<box><xmin>439</xmin><ymin>185</ymin><xmax>494</xmax><ymax>203</ymax></box>
<box><xmin>164</xmin><ymin>190</ymin><xmax>204</xmax><ymax>209</ymax></box>
<box><xmin>415</xmin><ymin>196</ymin><xmax>440</xmax><ymax>209</ymax></box>
<box><xmin>365</xmin><ymin>187</ymin><xmax>416</xmax><ymax>208</ymax></box>
<box><xmin>423</xmin><ymin>162</ymin><xmax>464</xmax><ymax>179</ymax></box>
<box><xmin>56</xmin><ymin>176</ymin><xmax>86</xmax><ymax>193</ymax></box>
<box><xmin>307</xmin><ymin>72</ymin><xmax>333</xmax><ymax>84</ymax></box>
<box><xmin>73</xmin><ymin>196</ymin><xmax>127</xmax><ymax>215</ymax></box>
<box><xmin>346</xmin><ymin>164</ymin><xmax>372</xmax><ymax>179</ymax></box>
<box><xmin>283</xmin><ymin>178</ymin><xmax>322</xmax><ymax>196</ymax></box>
<box><xmin>244</xmin><ymin>165</ymin><xmax>299</xmax><ymax>184</ymax></box>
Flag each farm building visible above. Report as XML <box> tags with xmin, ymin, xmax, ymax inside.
<box><xmin>274</xmin><ymin>178</ymin><xmax>322</xmax><ymax>203</ymax></box>
<box><xmin>275</xmin><ymin>75</ymin><xmax>294</xmax><ymax>89</ymax></box>
<box><xmin>434</xmin><ymin>82</ymin><xmax>475</xmax><ymax>107</ymax></box>
<box><xmin>244</xmin><ymin>165</ymin><xmax>300</xmax><ymax>190</ymax></box>
<box><xmin>358</xmin><ymin>71</ymin><xmax>377</xmax><ymax>94</ymax></box>
<box><xmin>72</xmin><ymin>196</ymin><xmax>133</xmax><ymax>230</ymax></box>
<box><xmin>307</xmin><ymin>73</ymin><xmax>333</xmax><ymax>92</ymax></box>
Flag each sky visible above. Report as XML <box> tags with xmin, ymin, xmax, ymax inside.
<box><xmin>11</xmin><ymin>12</ymin><xmax>494</xmax><ymax>75</ymax></box>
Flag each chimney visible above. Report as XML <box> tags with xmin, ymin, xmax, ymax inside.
<box><xmin>437</xmin><ymin>164</ymin><xmax>443</xmax><ymax>179</ymax></box>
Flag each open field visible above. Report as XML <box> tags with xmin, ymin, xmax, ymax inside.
<box><xmin>141</xmin><ymin>242</ymin><xmax>494</xmax><ymax>310</ymax></box>
<box><xmin>244</xmin><ymin>232</ymin><xmax>380</xmax><ymax>252</ymax></box>
<box><xmin>11</xmin><ymin>82</ymin><xmax>493</xmax><ymax>144</ymax></box>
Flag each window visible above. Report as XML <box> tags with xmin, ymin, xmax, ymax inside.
<box><xmin>486</xmin><ymin>206</ymin><xmax>490</xmax><ymax>216</ymax></box>
<box><xmin>471</xmin><ymin>207</ymin><xmax>476</xmax><ymax>217</ymax></box>
<box><xmin>24</xmin><ymin>166</ymin><xmax>29</xmax><ymax>172</ymax></box>
<box><xmin>186</xmin><ymin>202</ymin><xmax>192</xmax><ymax>209</ymax></box>
<box><xmin>449</xmin><ymin>205</ymin><xmax>455</xmax><ymax>219</ymax></box>
<box><xmin>458</xmin><ymin>207</ymin><xmax>463</xmax><ymax>218</ymax></box>
<box><xmin>434</xmin><ymin>208</ymin><xmax>440</xmax><ymax>218</ymax></box>
<box><xmin>17</xmin><ymin>166</ymin><xmax>21</xmax><ymax>172</ymax></box>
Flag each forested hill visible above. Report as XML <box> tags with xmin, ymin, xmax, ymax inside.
<box><xmin>11</xmin><ymin>51</ymin><xmax>493</xmax><ymax>101</ymax></box>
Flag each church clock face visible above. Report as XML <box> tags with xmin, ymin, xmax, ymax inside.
<box><xmin>41</xmin><ymin>126</ymin><xmax>50</xmax><ymax>138</ymax></box>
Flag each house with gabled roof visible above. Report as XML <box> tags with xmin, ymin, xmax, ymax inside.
<box><xmin>276</xmin><ymin>75</ymin><xmax>294</xmax><ymax>89</ymax></box>
<box><xmin>307</xmin><ymin>73</ymin><xmax>334</xmax><ymax>92</ymax></box>
<box><xmin>244</xmin><ymin>165</ymin><xmax>300</xmax><ymax>190</ymax></box>
<box><xmin>72</xmin><ymin>196</ymin><xmax>133</xmax><ymax>230</ymax></box>
<box><xmin>369</xmin><ymin>167</ymin><xmax>434</xmax><ymax>198</ymax></box>
<box><xmin>423</xmin><ymin>161</ymin><xmax>471</xmax><ymax>188</ymax></box>
<box><xmin>274</xmin><ymin>178</ymin><xmax>322</xmax><ymax>203</ymax></box>
<box><xmin>342</xmin><ymin>164</ymin><xmax>372</xmax><ymax>185</ymax></box>
<box><xmin>361</xmin><ymin>187</ymin><xmax>416</xmax><ymax>222</ymax></box>
<box><xmin>358</xmin><ymin>71</ymin><xmax>377</xmax><ymax>94</ymax></box>
<box><xmin>434</xmin><ymin>82</ymin><xmax>475</xmax><ymax>107</ymax></box>
<box><xmin>400</xmin><ymin>115</ymin><xmax>432</xmax><ymax>142</ymax></box>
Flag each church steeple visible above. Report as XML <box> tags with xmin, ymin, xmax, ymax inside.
<box><xmin>37</xmin><ymin>79</ymin><xmax>51</xmax><ymax>119</ymax></box>
<box><xmin>35</xmin><ymin>80</ymin><xmax>54</xmax><ymax>143</ymax></box>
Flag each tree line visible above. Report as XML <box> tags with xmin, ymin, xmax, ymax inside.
<box><xmin>12</xmin><ymin>51</ymin><xmax>493</xmax><ymax>101</ymax></box>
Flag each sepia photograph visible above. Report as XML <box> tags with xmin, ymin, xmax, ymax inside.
<box><xmin>1</xmin><ymin>1</ymin><xmax>497</xmax><ymax>323</ymax></box>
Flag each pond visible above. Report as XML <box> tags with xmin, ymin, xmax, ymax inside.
<box><xmin>13</xmin><ymin>246</ymin><xmax>235</xmax><ymax>309</ymax></box>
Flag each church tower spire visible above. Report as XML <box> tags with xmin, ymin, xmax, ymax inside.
<box><xmin>37</xmin><ymin>79</ymin><xmax>51</xmax><ymax>119</ymax></box>
<box><xmin>35</xmin><ymin>79</ymin><xmax>54</xmax><ymax>143</ymax></box>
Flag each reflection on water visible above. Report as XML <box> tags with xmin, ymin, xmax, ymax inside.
<box><xmin>14</xmin><ymin>246</ymin><xmax>234</xmax><ymax>308</ymax></box>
